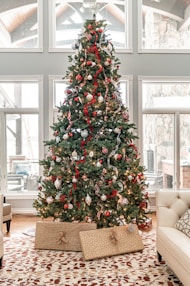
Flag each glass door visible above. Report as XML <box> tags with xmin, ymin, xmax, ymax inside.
<box><xmin>0</xmin><ymin>111</ymin><xmax>7</xmax><ymax>194</ymax></box>
<box><xmin>6</xmin><ymin>113</ymin><xmax>39</xmax><ymax>192</ymax></box>
<box><xmin>0</xmin><ymin>77</ymin><xmax>43</xmax><ymax>193</ymax></box>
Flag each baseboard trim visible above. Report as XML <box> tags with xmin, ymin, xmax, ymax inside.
<box><xmin>12</xmin><ymin>208</ymin><xmax>37</xmax><ymax>215</ymax></box>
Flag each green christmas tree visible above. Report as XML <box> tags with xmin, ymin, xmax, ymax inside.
<box><xmin>33</xmin><ymin>17</ymin><xmax>149</xmax><ymax>228</ymax></box>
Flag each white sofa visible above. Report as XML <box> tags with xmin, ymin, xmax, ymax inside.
<box><xmin>0</xmin><ymin>194</ymin><xmax>4</xmax><ymax>267</ymax></box>
<box><xmin>156</xmin><ymin>190</ymin><xmax>190</xmax><ymax>286</ymax></box>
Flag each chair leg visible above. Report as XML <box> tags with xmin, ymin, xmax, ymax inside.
<box><xmin>6</xmin><ymin>220</ymin><xmax>11</xmax><ymax>232</ymax></box>
<box><xmin>157</xmin><ymin>251</ymin><xmax>162</xmax><ymax>262</ymax></box>
<box><xmin>0</xmin><ymin>256</ymin><xmax>3</xmax><ymax>268</ymax></box>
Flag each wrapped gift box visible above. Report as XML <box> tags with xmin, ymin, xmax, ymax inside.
<box><xmin>79</xmin><ymin>224</ymin><xmax>144</xmax><ymax>260</ymax></box>
<box><xmin>35</xmin><ymin>221</ymin><xmax>97</xmax><ymax>251</ymax></box>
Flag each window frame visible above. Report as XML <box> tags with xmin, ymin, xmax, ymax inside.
<box><xmin>48</xmin><ymin>0</ymin><xmax>132</xmax><ymax>53</ymax></box>
<box><xmin>0</xmin><ymin>75</ymin><xmax>44</xmax><ymax>197</ymax></box>
<box><xmin>138</xmin><ymin>0</ymin><xmax>190</xmax><ymax>54</ymax></box>
<box><xmin>138</xmin><ymin>75</ymin><xmax>190</xmax><ymax>190</ymax></box>
<box><xmin>0</xmin><ymin>0</ymin><xmax>43</xmax><ymax>53</ymax></box>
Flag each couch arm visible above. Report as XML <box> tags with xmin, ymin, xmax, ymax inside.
<box><xmin>0</xmin><ymin>195</ymin><xmax>3</xmax><ymax>232</ymax></box>
<box><xmin>156</xmin><ymin>190</ymin><xmax>190</xmax><ymax>228</ymax></box>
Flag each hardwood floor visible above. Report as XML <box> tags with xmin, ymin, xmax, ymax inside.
<box><xmin>3</xmin><ymin>214</ymin><xmax>39</xmax><ymax>237</ymax></box>
<box><xmin>3</xmin><ymin>212</ymin><xmax>157</xmax><ymax>237</ymax></box>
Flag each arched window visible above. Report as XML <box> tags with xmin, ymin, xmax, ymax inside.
<box><xmin>49</xmin><ymin>0</ymin><xmax>132</xmax><ymax>52</ymax></box>
<box><xmin>0</xmin><ymin>0</ymin><xmax>43</xmax><ymax>52</ymax></box>
<box><xmin>138</xmin><ymin>0</ymin><xmax>190</xmax><ymax>53</ymax></box>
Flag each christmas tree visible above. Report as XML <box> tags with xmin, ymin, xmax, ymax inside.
<box><xmin>33</xmin><ymin>17</ymin><xmax>149</xmax><ymax>228</ymax></box>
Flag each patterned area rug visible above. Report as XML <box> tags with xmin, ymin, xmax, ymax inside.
<box><xmin>0</xmin><ymin>230</ymin><xmax>183</xmax><ymax>286</ymax></box>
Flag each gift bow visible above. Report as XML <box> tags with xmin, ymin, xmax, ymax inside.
<box><xmin>57</xmin><ymin>231</ymin><xmax>68</xmax><ymax>244</ymax></box>
<box><xmin>109</xmin><ymin>229</ymin><xmax>118</xmax><ymax>244</ymax></box>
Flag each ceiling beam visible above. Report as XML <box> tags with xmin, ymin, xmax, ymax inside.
<box><xmin>0</xmin><ymin>0</ymin><xmax>36</xmax><ymax>13</ymax></box>
<box><xmin>178</xmin><ymin>4</ymin><xmax>190</xmax><ymax>31</ymax></box>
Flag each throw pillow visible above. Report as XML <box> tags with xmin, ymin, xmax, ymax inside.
<box><xmin>15</xmin><ymin>163</ymin><xmax>31</xmax><ymax>176</ymax></box>
<box><xmin>175</xmin><ymin>209</ymin><xmax>190</xmax><ymax>238</ymax></box>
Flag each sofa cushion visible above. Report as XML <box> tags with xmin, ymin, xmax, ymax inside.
<box><xmin>175</xmin><ymin>209</ymin><xmax>190</xmax><ymax>238</ymax></box>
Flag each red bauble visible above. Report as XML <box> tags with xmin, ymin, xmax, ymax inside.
<box><xmin>65</xmin><ymin>89</ymin><xmax>71</xmax><ymax>94</ymax></box>
<box><xmin>87</xmin><ymin>24</ymin><xmax>93</xmax><ymax>30</ymax></box>
<box><xmin>117</xmin><ymin>154</ymin><xmax>122</xmax><ymax>160</ymax></box>
<box><xmin>105</xmin><ymin>211</ymin><xmax>111</xmax><ymax>217</ymax></box>
<box><xmin>64</xmin><ymin>204</ymin><xmax>68</xmax><ymax>209</ymax></box>
<box><xmin>92</xmin><ymin>111</ymin><xmax>97</xmax><ymax>116</ymax></box>
<box><xmin>74</xmin><ymin>97</ymin><xmax>79</xmax><ymax>102</ymax></box>
<box><xmin>68</xmin><ymin>132</ymin><xmax>73</xmax><ymax>137</ymax></box>
<box><xmin>52</xmin><ymin>155</ymin><xmax>56</xmax><ymax>160</ymax></box>
<box><xmin>60</xmin><ymin>195</ymin><xmax>66</xmax><ymax>202</ymax></box>
<box><xmin>76</xmin><ymin>74</ymin><xmax>83</xmax><ymax>81</ymax></box>
<box><xmin>86</xmin><ymin>61</ymin><xmax>92</xmax><ymax>66</ymax></box>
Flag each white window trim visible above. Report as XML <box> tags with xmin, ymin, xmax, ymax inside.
<box><xmin>0</xmin><ymin>75</ymin><xmax>44</xmax><ymax>196</ymax></box>
<box><xmin>49</xmin><ymin>0</ymin><xmax>133</xmax><ymax>53</ymax></box>
<box><xmin>120</xmin><ymin>75</ymin><xmax>133</xmax><ymax>120</ymax></box>
<box><xmin>0</xmin><ymin>0</ymin><xmax>43</xmax><ymax>53</ymax></box>
<box><xmin>138</xmin><ymin>75</ymin><xmax>190</xmax><ymax>189</ymax></box>
<box><xmin>138</xmin><ymin>1</ymin><xmax>190</xmax><ymax>54</ymax></box>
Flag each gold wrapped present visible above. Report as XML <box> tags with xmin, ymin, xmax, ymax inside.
<box><xmin>35</xmin><ymin>221</ymin><xmax>97</xmax><ymax>251</ymax></box>
<box><xmin>79</xmin><ymin>224</ymin><xmax>144</xmax><ymax>260</ymax></box>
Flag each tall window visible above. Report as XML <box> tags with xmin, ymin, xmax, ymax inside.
<box><xmin>138</xmin><ymin>77</ymin><xmax>190</xmax><ymax>191</ymax></box>
<box><xmin>49</xmin><ymin>0</ymin><xmax>132</xmax><ymax>52</ymax></box>
<box><xmin>138</xmin><ymin>0</ymin><xmax>190</xmax><ymax>53</ymax></box>
<box><xmin>0</xmin><ymin>76</ymin><xmax>44</xmax><ymax>193</ymax></box>
<box><xmin>0</xmin><ymin>0</ymin><xmax>43</xmax><ymax>52</ymax></box>
<box><xmin>49</xmin><ymin>75</ymin><xmax>133</xmax><ymax>136</ymax></box>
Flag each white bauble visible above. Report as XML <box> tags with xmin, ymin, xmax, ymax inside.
<box><xmin>114</xmin><ymin>127</ymin><xmax>120</xmax><ymax>134</ymax></box>
<box><xmin>55</xmin><ymin>192</ymin><xmax>61</xmax><ymax>200</ymax></box>
<box><xmin>56</xmin><ymin>157</ymin><xmax>61</xmax><ymax>163</ymax></box>
<box><xmin>86</xmin><ymin>93</ymin><xmax>93</xmax><ymax>101</ymax></box>
<box><xmin>89</xmin><ymin>151</ymin><xmax>94</xmax><ymax>157</ymax></box>
<box><xmin>96</xmin><ymin>161</ymin><xmax>102</xmax><ymax>167</ymax></box>
<box><xmin>46</xmin><ymin>196</ymin><xmax>54</xmax><ymax>204</ymax></box>
<box><xmin>85</xmin><ymin>194</ymin><xmax>92</xmax><ymax>206</ymax></box>
<box><xmin>87</xmin><ymin>74</ymin><xmax>92</xmax><ymax>80</ymax></box>
<box><xmin>68</xmin><ymin>203</ymin><xmax>73</xmax><ymax>209</ymax></box>
<box><xmin>81</xmin><ymin>129</ymin><xmax>88</xmax><ymax>138</ymax></box>
<box><xmin>72</xmin><ymin>176</ymin><xmax>77</xmax><ymax>183</ymax></box>
<box><xmin>71</xmin><ymin>150</ymin><xmax>78</xmax><ymax>160</ymax></box>
<box><xmin>54</xmin><ymin>178</ymin><xmax>62</xmax><ymax>189</ymax></box>
<box><xmin>97</xmin><ymin>110</ymin><xmax>102</xmax><ymax>116</ymax></box>
<box><xmin>56</xmin><ymin>136</ymin><xmax>60</xmax><ymax>143</ymax></box>
<box><xmin>128</xmin><ymin>175</ymin><xmax>133</xmax><ymax>181</ymax></box>
<box><xmin>101</xmin><ymin>194</ymin><xmax>107</xmax><ymax>201</ymax></box>
<box><xmin>98</xmin><ymin>96</ymin><xmax>104</xmax><ymax>103</ymax></box>
<box><xmin>63</xmin><ymin>133</ymin><xmax>69</xmax><ymax>140</ymax></box>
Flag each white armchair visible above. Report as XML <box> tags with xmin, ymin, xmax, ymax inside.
<box><xmin>156</xmin><ymin>190</ymin><xmax>190</xmax><ymax>286</ymax></box>
<box><xmin>0</xmin><ymin>194</ymin><xmax>4</xmax><ymax>267</ymax></box>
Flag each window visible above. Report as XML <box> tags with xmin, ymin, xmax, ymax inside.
<box><xmin>0</xmin><ymin>76</ymin><xmax>44</xmax><ymax>194</ymax></box>
<box><xmin>138</xmin><ymin>76</ymin><xmax>190</xmax><ymax>191</ymax></box>
<box><xmin>49</xmin><ymin>74</ymin><xmax>133</xmax><ymax>136</ymax></box>
<box><xmin>138</xmin><ymin>0</ymin><xmax>190</xmax><ymax>53</ymax></box>
<box><xmin>49</xmin><ymin>0</ymin><xmax>132</xmax><ymax>52</ymax></box>
<box><xmin>0</xmin><ymin>0</ymin><xmax>43</xmax><ymax>52</ymax></box>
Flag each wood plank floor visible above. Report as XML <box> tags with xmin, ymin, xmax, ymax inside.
<box><xmin>3</xmin><ymin>212</ymin><xmax>156</xmax><ymax>237</ymax></box>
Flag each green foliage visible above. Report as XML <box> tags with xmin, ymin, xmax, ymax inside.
<box><xmin>33</xmin><ymin>17</ymin><xmax>149</xmax><ymax>228</ymax></box>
